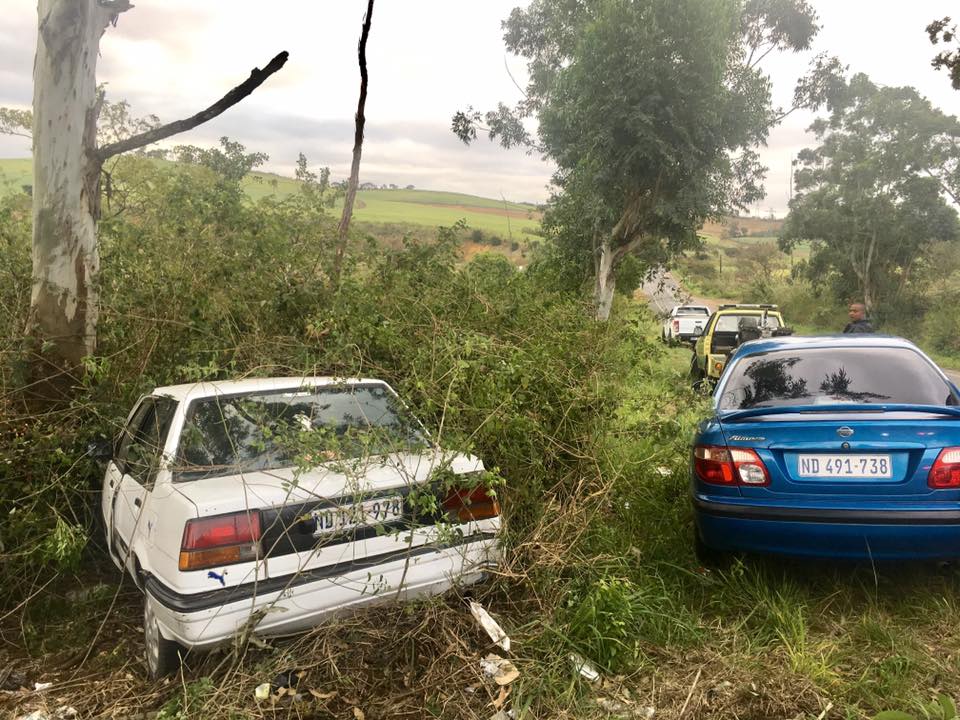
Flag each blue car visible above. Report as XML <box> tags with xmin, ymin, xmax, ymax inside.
<box><xmin>691</xmin><ymin>334</ymin><xmax>960</xmax><ymax>563</ymax></box>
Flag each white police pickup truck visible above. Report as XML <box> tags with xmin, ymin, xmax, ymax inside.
<box><xmin>661</xmin><ymin>304</ymin><xmax>710</xmax><ymax>344</ymax></box>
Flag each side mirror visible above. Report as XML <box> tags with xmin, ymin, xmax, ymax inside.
<box><xmin>87</xmin><ymin>439</ymin><xmax>113</xmax><ymax>463</ymax></box>
<box><xmin>692</xmin><ymin>326</ymin><xmax>703</xmax><ymax>337</ymax></box>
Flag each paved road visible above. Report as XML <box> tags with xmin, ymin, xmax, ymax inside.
<box><xmin>639</xmin><ymin>269</ymin><xmax>693</xmax><ymax>317</ymax></box>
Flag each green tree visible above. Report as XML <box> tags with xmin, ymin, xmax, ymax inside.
<box><xmin>454</xmin><ymin>0</ymin><xmax>819</xmax><ymax>320</ymax></box>
<box><xmin>780</xmin><ymin>73</ymin><xmax>960</xmax><ymax>313</ymax></box>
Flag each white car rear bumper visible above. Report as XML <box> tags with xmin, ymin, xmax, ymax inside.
<box><xmin>145</xmin><ymin>533</ymin><xmax>498</xmax><ymax>650</ymax></box>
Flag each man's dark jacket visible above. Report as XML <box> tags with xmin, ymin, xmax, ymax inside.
<box><xmin>843</xmin><ymin>319</ymin><xmax>874</xmax><ymax>333</ymax></box>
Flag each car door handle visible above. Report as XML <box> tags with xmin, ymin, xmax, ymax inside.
<box><xmin>134</xmin><ymin>497</ymin><xmax>142</xmax><ymax>508</ymax></box>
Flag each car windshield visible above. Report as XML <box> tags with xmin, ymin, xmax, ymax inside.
<box><xmin>715</xmin><ymin>314</ymin><xmax>781</xmax><ymax>332</ymax></box>
<box><xmin>718</xmin><ymin>347</ymin><xmax>959</xmax><ymax>411</ymax></box>
<box><xmin>174</xmin><ymin>384</ymin><xmax>428</xmax><ymax>480</ymax></box>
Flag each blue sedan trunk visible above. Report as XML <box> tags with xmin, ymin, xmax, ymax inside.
<box><xmin>692</xmin><ymin>336</ymin><xmax>960</xmax><ymax>561</ymax></box>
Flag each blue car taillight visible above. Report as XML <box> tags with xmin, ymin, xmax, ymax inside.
<box><xmin>694</xmin><ymin>445</ymin><xmax>769</xmax><ymax>487</ymax></box>
<box><xmin>928</xmin><ymin>448</ymin><xmax>960</xmax><ymax>488</ymax></box>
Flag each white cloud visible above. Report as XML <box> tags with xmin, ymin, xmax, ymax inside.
<box><xmin>3</xmin><ymin>0</ymin><xmax>960</xmax><ymax>211</ymax></box>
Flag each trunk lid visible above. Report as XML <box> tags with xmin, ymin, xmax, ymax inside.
<box><xmin>718</xmin><ymin>410</ymin><xmax>960</xmax><ymax>499</ymax></box>
<box><xmin>173</xmin><ymin>450</ymin><xmax>483</xmax><ymax>580</ymax></box>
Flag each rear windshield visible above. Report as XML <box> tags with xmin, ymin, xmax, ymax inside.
<box><xmin>718</xmin><ymin>347</ymin><xmax>958</xmax><ymax>411</ymax></box>
<box><xmin>174</xmin><ymin>384</ymin><xmax>428</xmax><ymax>480</ymax></box>
<box><xmin>677</xmin><ymin>307</ymin><xmax>709</xmax><ymax>316</ymax></box>
<box><xmin>715</xmin><ymin>314</ymin><xmax>781</xmax><ymax>332</ymax></box>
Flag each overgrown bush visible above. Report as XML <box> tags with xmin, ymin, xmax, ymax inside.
<box><xmin>0</xmin><ymin>152</ymin><xmax>623</xmax><ymax>609</ymax></box>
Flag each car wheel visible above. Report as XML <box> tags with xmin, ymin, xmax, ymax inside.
<box><xmin>689</xmin><ymin>356</ymin><xmax>705</xmax><ymax>389</ymax></box>
<box><xmin>694</xmin><ymin>530</ymin><xmax>729</xmax><ymax>568</ymax></box>
<box><xmin>144</xmin><ymin>594</ymin><xmax>185</xmax><ymax>680</ymax></box>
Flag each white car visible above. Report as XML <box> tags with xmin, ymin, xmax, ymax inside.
<box><xmin>661</xmin><ymin>304</ymin><xmax>710</xmax><ymax>344</ymax></box>
<box><xmin>98</xmin><ymin>377</ymin><xmax>501</xmax><ymax>678</ymax></box>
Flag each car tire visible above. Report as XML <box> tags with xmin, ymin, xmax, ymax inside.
<box><xmin>689</xmin><ymin>356</ymin><xmax>706</xmax><ymax>390</ymax></box>
<box><xmin>694</xmin><ymin>530</ymin><xmax>729</xmax><ymax>568</ymax></box>
<box><xmin>144</xmin><ymin>593</ymin><xmax>185</xmax><ymax>680</ymax></box>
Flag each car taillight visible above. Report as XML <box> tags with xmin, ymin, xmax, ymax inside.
<box><xmin>442</xmin><ymin>485</ymin><xmax>501</xmax><ymax>523</ymax></box>
<box><xmin>694</xmin><ymin>445</ymin><xmax>769</xmax><ymax>486</ymax></box>
<box><xmin>179</xmin><ymin>511</ymin><xmax>261</xmax><ymax>571</ymax></box>
<box><xmin>673</xmin><ymin>320</ymin><xmax>680</xmax><ymax>333</ymax></box>
<box><xmin>928</xmin><ymin>448</ymin><xmax>960</xmax><ymax>488</ymax></box>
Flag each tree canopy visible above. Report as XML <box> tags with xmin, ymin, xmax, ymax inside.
<box><xmin>454</xmin><ymin>0</ymin><xmax>820</xmax><ymax>318</ymax></box>
<box><xmin>781</xmin><ymin>73</ymin><xmax>960</xmax><ymax>313</ymax></box>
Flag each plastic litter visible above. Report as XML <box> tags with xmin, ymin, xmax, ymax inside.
<box><xmin>480</xmin><ymin>654</ymin><xmax>520</xmax><ymax>686</ymax></box>
<box><xmin>33</xmin><ymin>682</ymin><xmax>52</xmax><ymax>691</ymax></box>
<box><xmin>469</xmin><ymin>600</ymin><xmax>510</xmax><ymax>652</ymax></box>
<box><xmin>569</xmin><ymin>653</ymin><xmax>600</xmax><ymax>682</ymax></box>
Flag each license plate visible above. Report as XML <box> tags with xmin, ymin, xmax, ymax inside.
<box><xmin>311</xmin><ymin>495</ymin><xmax>404</xmax><ymax>537</ymax></box>
<box><xmin>797</xmin><ymin>454</ymin><xmax>892</xmax><ymax>478</ymax></box>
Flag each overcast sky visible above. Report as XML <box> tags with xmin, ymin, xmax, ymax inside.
<box><xmin>1</xmin><ymin>0</ymin><xmax>959</xmax><ymax>214</ymax></box>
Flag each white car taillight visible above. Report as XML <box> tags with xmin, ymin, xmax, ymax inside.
<box><xmin>179</xmin><ymin>511</ymin><xmax>261</xmax><ymax>571</ymax></box>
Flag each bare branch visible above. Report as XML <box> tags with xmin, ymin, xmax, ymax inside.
<box><xmin>335</xmin><ymin>0</ymin><xmax>375</xmax><ymax>286</ymax></box>
<box><xmin>503</xmin><ymin>56</ymin><xmax>528</xmax><ymax>98</ymax></box>
<box><xmin>96</xmin><ymin>51</ymin><xmax>289</xmax><ymax>160</ymax></box>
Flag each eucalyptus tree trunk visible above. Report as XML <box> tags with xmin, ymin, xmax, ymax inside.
<box><xmin>27</xmin><ymin>0</ymin><xmax>286</xmax><ymax>400</ymax></box>
<box><xmin>29</xmin><ymin>0</ymin><xmax>128</xmax><ymax>392</ymax></box>
<box><xmin>594</xmin><ymin>240</ymin><xmax>616</xmax><ymax>322</ymax></box>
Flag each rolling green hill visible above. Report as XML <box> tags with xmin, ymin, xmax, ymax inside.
<box><xmin>0</xmin><ymin>158</ymin><xmax>32</xmax><ymax>196</ymax></box>
<box><xmin>0</xmin><ymin>157</ymin><xmax>541</xmax><ymax>239</ymax></box>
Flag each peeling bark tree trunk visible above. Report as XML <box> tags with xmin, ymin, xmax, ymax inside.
<box><xmin>29</xmin><ymin>0</ymin><xmax>127</xmax><ymax>395</ymax></box>
<box><xmin>27</xmin><ymin>0</ymin><xmax>287</xmax><ymax>401</ymax></box>
<box><xmin>594</xmin><ymin>239</ymin><xmax>616</xmax><ymax>322</ymax></box>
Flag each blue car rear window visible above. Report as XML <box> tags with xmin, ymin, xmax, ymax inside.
<box><xmin>718</xmin><ymin>347</ymin><xmax>959</xmax><ymax>410</ymax></box>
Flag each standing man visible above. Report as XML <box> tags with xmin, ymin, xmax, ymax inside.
<box><xmin>843</xmin><ymin>303</ymin><xmax>874</xmax><ymax>333</ymax></box>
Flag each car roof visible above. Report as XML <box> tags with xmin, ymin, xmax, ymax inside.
<box><xmin>716</xmin><ymin>307</ymin><xmax>782</xmax><ymax>315</ymax></box>
<box><xmin>152</xmin><ymin>376</ymin><xmax>390</xmax><ymax>403</ymax></box>
<box><xmin>733</xmin><ymin>334</ymin><xmax>919</xmax><ymax>357</ymax></box>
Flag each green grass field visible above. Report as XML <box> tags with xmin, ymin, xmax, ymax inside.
<box><xmin>0</xmin><ymin>157</ymin><xmax>542</xmax><ymax>239</ymax></box>
<box><xmin>247</xmin><ymin>173</ymin><xmax>543</xmax><ymax>237</ymax></box>
<box><xmin>0</xmin><ymin>158</ymin><xmax>32</xmax><ymax>196</ymax></box>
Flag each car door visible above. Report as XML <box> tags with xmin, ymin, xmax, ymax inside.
<box><xmin>695</xmin><ymin>313</ymin><xmax>717</xmax><ymax>370</ymax></box>
<box><xmin>110</xmin><ymin>396</ymin><xmax>177</xmax><ymax>570</ymax></box>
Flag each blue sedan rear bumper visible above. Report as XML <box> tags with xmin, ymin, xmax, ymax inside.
<box><xmin>694</xmin><ymin>497</ymin><xmax>960</xmax><ymax>560</ymax></box>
